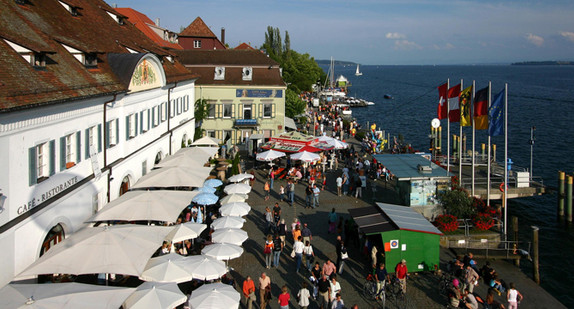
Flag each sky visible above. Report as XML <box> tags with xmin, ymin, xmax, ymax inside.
<box><xmin>108</xmin><ymin>0</ymin><xmax>574</xmax><ymax>65</ymax></box>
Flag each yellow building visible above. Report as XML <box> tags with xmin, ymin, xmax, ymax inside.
<box><xmin>175</xmin><ymin>49</ymin><xmax>287</xmax><ymax>148</ymax></box>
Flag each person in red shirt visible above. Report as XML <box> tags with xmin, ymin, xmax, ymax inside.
<box><xmin>242</xmin><ymin>275</ymin><xmax>256</xmax><ymax>309</ymax></box>
<box><xmin>277</xmin><ymin>285</ymin><xmax>290</xmax><ymax>309</ymax></box>
<box><xmin>395</xmin><ymin>259</ymin><xmax>408</xmax><ymax>293</ymax></box>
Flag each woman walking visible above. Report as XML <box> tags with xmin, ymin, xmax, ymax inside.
<box><xmin>507</xmin><ymin>282</ymin><xmax>523</xmax><ymax>309</ymax></box>
<box><xmin>303</xmin><ymin>240</ymin><xmax>315</xmax><ymax>271</ymax></box>
<box><xmin>328</xmin><ymin>208</ymin><xmax>338</xmax><ymax>234</ymax></box>
<box><xmin>264</xmin><ymin>235</ymin><xmax>274</xmax><ymax>269</ymax></box>
<box><xmin>297</xmin><ymin>282</ymin><xmax>311</xmax><ymax>309</ymax></box>
<box><xmin>264</xmin><ymin>180</ymin><xmax>270</xmax><ymax>201</ymax></box>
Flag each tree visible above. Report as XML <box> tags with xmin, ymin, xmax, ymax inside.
<box><xmin>285</xmin><ymin>88</ymin><xmax>306</xmax><ymax>118</ymax></box>
<box><xmin>438</xmin><ymin>188</ymin><xmax>476</xmax><ymax>219</ymax></box>
<box><xmin>194</xmin><ymin>98</ymin><xmax>209</xmax><ymax>140</ymax></box>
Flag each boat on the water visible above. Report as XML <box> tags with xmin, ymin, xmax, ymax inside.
<box><xmin>355</xmin><ymin>64</ymin><xmax>363</xmax><ymax>76</ymax></box>
<box><xmin>384</xmin><ymin>94</ymin><xmax>393</xmax><ymax>99</ymax></box>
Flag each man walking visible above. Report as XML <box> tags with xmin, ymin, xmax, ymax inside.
<box><xmin>395</xmin><ymin>259</ymin><xmax>408</xmax><ymax>293</ymax></box>
<box><xmin>286</xmin><ymin>180</ymin><xmax>294</xmax><ymax>206</ymax></box>
<box><xmin>272</xmin><ymin>232</ymin><xmax>283</xmax><ymax>267</ymax></box>
<box><xmin>336</xmin><ymin>175</ymin><xmax>342</xmax><ymax>196</ymax></box>
<box><xmin>305</xmin><ymin>184</ymin><xmax>313</xmax><ymax>208</ymax></box>
<box><xmin>301</xmin><ymin>223</ymin><xmax>313</xmax><ymax>244</ymax></box>
<box><xmin>259</xmin><ymin>272</ymin><xmax>271</xmax><ymax>309</ymax></box>
<box><xmin>293</xmin><ymin>235</ymin><xmax>305</xmax><ymax>273</ymax></box>
<box><xmin>264</xmin><ymin>207</ymin><xmax>274</xmax><ymax>234</ymax></box>
<box><xmin>317</xmin><ymin>274</ymin><xmax>331</xmax><ymax>309</ymax></box>
<box><xmin>312</xmin><ymin>184</ymin><xmax>321</xmax><ymax>208</ymax></box>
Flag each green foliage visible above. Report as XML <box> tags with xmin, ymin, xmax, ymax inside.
<box><xmin>355</xmin><ymin>130</ymin><xmax>366</xmax><ymax>141</ymax></box>
<box><xmin>438</xmin><ymin>188</ymin><xmax>476</xmax><ymax>219</ymax></box>
<box><xmin>194</xmin><ymin>98</ymin><xmax>209</xmax><ymax>140</ymax></box>
<box><xmin>230</xmin><ymin>153</ymin><xmax>241</xmax><ymax>175</ymax></box>
<box><xmin>285</xmin><ymin>89</ymin><xmax>306</xmax><ymax>118</ymax></box>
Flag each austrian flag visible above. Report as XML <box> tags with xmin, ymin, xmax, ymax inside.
<box><xmin>448</xmin><ymin>84</ymin><xmax>461</xmax><ymax>122</ymax></box>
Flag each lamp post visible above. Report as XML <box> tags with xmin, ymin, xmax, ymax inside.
<box><xmin>529</xmin><ymin>126</ymin><xmax>536</xmax><ymax>181</ymax></box>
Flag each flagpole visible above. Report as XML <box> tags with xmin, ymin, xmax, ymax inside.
<box><xmin>459</xmin><ymin>80</ymin><xmax>463</xmax><ymax>184</ymax></box>
<box><xmin>503</xmin><ymin>83</ymin><xmax>508</xmax><ymax>239</ymax></box>
<box><xmin>487</xmin><ymin>82</ymin><xmax>492</xmax><ymax>208</ymax></box>
<box><xmin>471</xmin><ymin>80</ymin><xmax>476</xmax><ymax>196</ymax></box>
<box><xmin>446</xmin><ymin>79</ymin><xmax>450</xmax><ymax>175</ymax></box>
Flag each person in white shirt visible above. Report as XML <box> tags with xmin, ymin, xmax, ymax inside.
<box><xmin>329</xmin><ymin>275</ymin><xmax>341</xmax><ymax>303</ymax></box>
<box><xmin>293</xmin><ymin>236</ymin><xmax>305</xmax><ymax>273</ymax></box>
<box><xmin>336</xmin><ymin>176</ymin><xmax>343</xmax><ymax>196</ymax></box>
<box><xmin>331</xmin><ymin>293</ymin><xmax>344</xmax><ymax>309</ymax></box>
<box><xmin>506</xmin><ymin>282</ymin><xmax>523</xmax><ymax>309</ymax></box>
<box><xmin>297</xmin><ymin>282</ymin><xmax>311</xmax><ymax>309</ymax></box>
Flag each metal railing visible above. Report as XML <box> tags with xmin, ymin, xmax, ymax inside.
<box><xmin>443</xmin><ymin>238</ymin><xmax>531</xmax><ymax>260</ymax></box>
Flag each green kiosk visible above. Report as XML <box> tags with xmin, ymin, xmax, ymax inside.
<box><xmin>349</xmin><ymin>202</ymin><xmax>442</xmax><ymax>272</ymax></box>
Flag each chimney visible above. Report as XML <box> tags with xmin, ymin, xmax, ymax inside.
<box><xmin>221</xmin><ymin>27</ymin><xmax>225</xmax><ymax>45</ymax></box>
<box><xmin>155</xmin><ymin>18</ymin><xmax>160</xmax><ymax>27</ymax></box>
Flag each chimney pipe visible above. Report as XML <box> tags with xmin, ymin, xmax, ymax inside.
<box><xmin>221</xmin><ymin>27</ymin><xmax>225</xmax><ymax>45</ymax></box>
<box><xmin>155</xmin><ymin>18</ymin><xmax>160</xmax><ymax>27</ymax></box>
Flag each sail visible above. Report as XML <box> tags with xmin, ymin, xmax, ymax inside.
<box><xmin>355</xmin><ymin>64</ymin><xmax>362</xmax><ymax>76</ymax></box>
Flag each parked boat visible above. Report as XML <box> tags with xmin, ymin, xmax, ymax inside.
<box><xmin>355</xmin><ymin>64</ymin><xmax>363</xmax><ymax>76</ymax></box>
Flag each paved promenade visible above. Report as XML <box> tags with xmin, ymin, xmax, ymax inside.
<box><xmin>226</xmin><ymin>150</ymin><xmax>566</xmax><ymax>309</ymax></box>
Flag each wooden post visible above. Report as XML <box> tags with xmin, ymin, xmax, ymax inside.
<box><xmin>558</xmin><ymin>171</ymin><xmax>565</xmax><ymax>217</ymax></box>
<box><xmin>438</xmin><ymin>126</ymin><xmax>442</xmax><ymax>154</ymax></box>
<box><xmin>532</xmin><ymin>226</ymin><xmax>540</xmax><ymax>284</ymax></box>
<box><xmin>567</xmin><ymin>175</ymin><xmax>573</xmax><ymax>222</ymax></box>
<box><xmin>481</xmin><ymin>143</ymin><xmax>485</xmax><ymax>161</ymax></box>
<box><xmin>492</xmin><ymin>144</ymin><xmax>497</xmax><ymax>162</ymax></box>
<box><xmin>512</xmin><ymin>216</ymin><xmax>520</xmax><ymax>267</ymax></box>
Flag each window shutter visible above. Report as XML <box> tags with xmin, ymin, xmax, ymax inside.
<box><xmin>135</xmin><ymin>113</ymin><xmax>139</xmax><ymax>136</ymax></box>
<box><xmin>76</xmin><ymin>131</ymin><xmax>81</xmax><ymax>163</ymax></box>
<box><xmin>115</xmin><ymin>119</ymin><xmax>119</xmax><ymax>145</ymax></box>
<box><xmin>105</xmin><ymin>122</ymin><xmax>110</xmax><ymax>148</ymax></box>
<box><xmin>147</xmin><ymin>110</ymin><xmax>150</xmax><ymax>131</ymax></box>
<box><xmin>139</xmin><ymin>112</ymin><xmax>143</xmax><ymax>134</ymax></box>
<box><xmin>151</xmin><ymin>108</ymin><xmax>156</xmax><ymax>127</ymax></box>
<box><xmin>231</xmin><ymin>104</ymin><xmax>235</xmax><ymax>117</ymax></box>
<box><xmin>60</xmin><ymin>136</ymin><xmax>66</xmax><ymax>171</ymax></box>
<box><xmin>29</xmin><ymin>146</ymin><xmax>37</xmax><ymax>186</ymax></box>
<box><xmin>97</xmin><ymin>124</ymin><xmax>102</xmax><ymax>152</ymax></box>
<box><xmin>125</xmin><ymin>115</ymin><xmax>130</xmax><ymax>141</ymax></box>
<box><xmin>272</xmin><ymin>104</ymin><xmax>276</xmax><ymax>118</ymax></box>
<box><xmin>259</xmin><ymin>104</ymin><xmax>263</xmax><ymax>118</ymax></box>
<box><xmin>85</xmin><ymin>128</ymin><xmax>90</xmax><ymax>159</ymax></box>
<box><xmin>49</xmin><ymin>140</ymin><xmax>56</xmax><ymax>175</ymax></box>
<box><xmin>238</xmin><ymin>104</ymin><xmax>243</xmax><ymax>119</ymax></box>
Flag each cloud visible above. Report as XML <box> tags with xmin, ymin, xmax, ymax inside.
<box><xmin>386</xmin><ymin>32</ymin><xmax>406</xmax><ymax>39</ymax></box>
<box><xmin>525</xmin><ymin>33</ymin><xmax>544</xmax><ymax>47</ymax></box>
<box><xmin>560</xmin><ymin>31</ymin><xmax>574</xmax><ymax>42</ymax></box>
<box><xmin>432</xmin><ymin>43</ymin><xmax>454</xmax><ymax>50</ymax></box>
<box><xmin>394</xmin><ymin>40</ymin><xmax>421</xmax><ymax>50</ymax></box>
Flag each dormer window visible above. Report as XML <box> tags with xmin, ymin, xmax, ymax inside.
<box><xmin>214</xmin><ymin>67</ymin><xmax>225</xmax><ymax>80</ymax></box>
<box><xmin>106</xmin><ymin>11</ymin><xmax>125</xmax><ymax>25</ymax></box>
<box><xmin>125</xmin><ymin>47</ymin><xmax>138</xmax><ymax>54</ymax></box>
<box><xmin>14</xmin><ymin>0</ymin><xmax>30</xmax><ymax>5</ymax></box>
<box><xmin>61</xmin><ymin>43</ymin><xmax>98</xmax><ymax>68</ymax></box>
<box><xmin>3</xmin><ymin>39</ymin><xmax>46</xmax><ymax>69</ymax></box>
<box><xmin>242</xmin><ymin>67</ymin><xmax>253</xmax><ymax>81</ymax></box>
<box><xmin>58</xmin><ymin>1</ymin><xmax>79</xmax><ymax>16</ymax></box>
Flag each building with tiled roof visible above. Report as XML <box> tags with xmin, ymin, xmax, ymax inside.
<box><xmin>179</xmin><ymin>17</ymin><xmax>226</xmax><ymax>50</ymax></box>
<box><xmin>235</xmin><ymin>43</ymin><xmax>256</xmax><ymax>50</ymax></box>
<box><xmin>174</xmin><ymin>49</ymin><xmax>286</xmax><ymax>147</ymax></box>
<box><xmin>115</xmin><ymin>7</ymin><xmax>183</xmax><ymax>50</ymax></box>
<box><xmin>0</xmin><ymin>0</ymin><xmax>199</xmax><ymax>287</ymax></box>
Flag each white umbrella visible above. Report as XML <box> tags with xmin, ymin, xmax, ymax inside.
<box><xmin>332</xmin><ymin>139</ymin><xmax>349</xmax><ymax>149</ymax></box>
<box><xmin>123</xmin><ymin>282</ymin><xmax>187</xmax><ymax>309</ymax></box>
<box><xmin>187</xmin><ymin>283</ymin><xmax>240</xmax><ymax>309</ymax></box>
<box><xmin>211</xmin><ymin>228</ymin><xmax>248</xmax><ymax>246</ymax></box>
<box><xmin>140</xmin><ymin>254</ymin><xmax>193</xmax><ymax>283</ymax></box>
<box><xmin>317</xmin><ymin>135</ymin><xmax>348</xmax><ymax>149</ymax></box>
<box><xmin>219</xmin><ymin>202</ymin><xmax>251</xmax><ymax>217</ymax></box>
<box><xmin>191</xmin><ymin>136</ymin><xmax>220</xmax><ymax>146</ymax></box>
<box><xmin>223</xmin><ymin>183</ymin><xmax>251</xmax><ymax>195</ymax></box>
<box><xmin>211</xmin><ymin>216</ymin><xmax>245</xmax><ymax>230</ymax></box>
<box><xmin>86</xmin><ymin>191</ymin><xmax>197</xmax><ymax>223</ymax></box>
<box><xmin>182</xmin><ymin>256</ymin><xmax>228</xmax><ymax>281</ymax></box>
<box><xmin>18</xmin><ymin>224</ymin><xmax>174</xmax><ymax>278</ymax></box>
<box><xmin>192</xmin><ymin>192</ymin><xmax>219</xmax><ymax>205</ymax></box>
<box><xmin>132</xmin><ymin>166</ymin><xmax>212</xmax><ymax>189</ymax></box>
<box><xmin>155</xmin><ymin>155</ymin><xmax>205</xmax><ymax>169</ymax></box>
<box><xmin>219</xmin><ymin>194</ymin><xmax>248</xmax><ymax>205</ymax></box>
<box><xmin>201</xmin><ymin>243</ymin><xmax>244</xmax><ymax>261</ymax></box>
<box><xmin>0</xmin><ymin>282</ymin><xmax>134</xmax><ymax>309</ymax></box>
<box><xmin>204</xmin><ymin>178</ymin><xmax>223</xmax><ymax>188</ymax></box>
<box><xmin>165</xmin><ymin>222</ymin><xmax>207</xmax><ymax>243</ymax></box>
<box><xmin>256</xmin><ymin>149</ymin><xmax>285</xmax><ymax>161</ymax></box>
<box><xmin>173</xmin><ymin>147</ymin><xmax>217</xmax><ymax>163</ymax></box>
<box><xmin>290</xmin><ymin>151</ymin><xmax>321</xmax><ymax>163</ymax></box>
<box><xmin>228</xmin><ymin>173</ymin><xmax>254</xmax><ymax>183</ymax></box>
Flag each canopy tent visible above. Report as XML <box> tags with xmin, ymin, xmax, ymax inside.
<box><xmin>255</xmin><ymin>149</ymin><xmax>285</xmax><ymax>162</ymax></box>
<box><xmin>260</xmin><ymin>131</ymin><xmax>334</xmax><ymax>153</ymax></box>
<box><xmin>290</xmin><ymin>151</ymin><xmax>320</xmax><ymax>163</ymax></box>
<box><xmin>86</xmin><ymin>191</ymin><xmax>197</xmax><ymax>223</ymax></box>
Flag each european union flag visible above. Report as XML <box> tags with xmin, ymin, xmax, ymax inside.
<box><xmin>488</xmin><ymin>89</ymin><xmax>505</xmax><ymax>136</ymax></box>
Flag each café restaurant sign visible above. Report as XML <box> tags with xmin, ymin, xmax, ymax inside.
<box><xmin>17</xmin><ymin>176</ymin><xmax>79</xmax><ymax>216</ymax></box>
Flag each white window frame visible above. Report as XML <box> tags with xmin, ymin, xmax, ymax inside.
<box><xmin>263</xmin><ymin>103</ymin><xmax>272</xmax><ymax>118</ymax></box>
<box><xmin>108</xmin><ymin>119</ymin><xmax>117</xmax><ymax>147</ymax></box>
<box><xmin>161</xmin><ymin>102</ymin><xmax>167</xmax><ymax>122</ymax></box>
<box><xmin>193</xmin><ymin>40</ymin><xmax>201</xmax><ymax>48</ymax></box>
<box><xmin>208</xmin><ymin>103</ymin><xmax>216</xmax><ymax>119</ymax></box>
<box><xmin>223</xmin><ymin>104</ymin><xmax>233</xmax><ymax>118</ymax></box>
<box><xmin>206</xmin><ymin>130</ymin><xmax>216</xmax><ymax>138</ymax></box>
<box><xmin>65</xmin><ymin>133</ymin><xmax>75</xmax><ymax>165</ymax></box>
<box><xmin>243</xmin><ymin>104</ymin><xmax>252</xmax><ymax>120</ymax></box>
<box><xmin>37</xmin><ymin>142</ymin><xmax>48</xmax><ymax>178</ymax></box>
<box><xmin>183</xmin><ymin>96</ymin><xmax>189</xmax><ymax>112</ymax></box>
<box><xmin>128</xmin><ymin>114</ymin><xmax>136</xmax><ymax>138</ymax></box>
<box><xmin>88</xmin><ymin>126</ymin><xmax>95</xmax><ymax>149</ymax></box>
<box><xmin>141</xmin><ymin>110</ymin><xmax>149</xmax><ymax>132</ymax></box>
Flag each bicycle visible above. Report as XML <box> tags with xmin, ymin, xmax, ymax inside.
<box><xmin>388</xmin><ymin>276</ymin><xmax>412</xmax><ymax>309</ymax></box>
<box><xmin>362</xmin><ymin>274</ymin><xmax>388</xmax><ymax>308</ymax></box>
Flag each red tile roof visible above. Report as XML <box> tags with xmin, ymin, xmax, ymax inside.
<box><xmin>235</xmin><ymin>43</ymin><xmax>256</xmax><ymax>50</ymax></box>
<box><xmin>174</xmin><ymin>50</ymin><xmax>285</xmax><ymax>86</ymax></box>
<box><xmin>115</xmin><ymin>8</ymin><xmax>182</xmax><ymax>50</ymax></box>
<box><xmin>179</xmin><ymin>17</ymin><xmax>217</xmax><ymax>38</ymax></box>
<box><xmin>0</xmin><ymin>0</ymin><xmax>195</xmax><ymax>112</ymax></box>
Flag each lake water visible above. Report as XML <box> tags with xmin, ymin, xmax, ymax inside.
<box><xmin>327</xmin><ymin>64</ymin><xmax>574</xmax><ymax>307</ymax></box>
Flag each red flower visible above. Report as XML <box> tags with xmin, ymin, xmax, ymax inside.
<box><xmin>472</xmin><ymin>213</ymin><xmax>495</xmax><ymax>231</ymax></box>
<box><xmin>435</xmin><ymin>214</ymin><xmax>459</xmax><ymax>232</ymax></box>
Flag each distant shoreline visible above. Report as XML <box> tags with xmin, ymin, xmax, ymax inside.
<box><xmin>511</xmin><ymin>61</ymin><xmax>574</xmax><ymax>65</ymax></box>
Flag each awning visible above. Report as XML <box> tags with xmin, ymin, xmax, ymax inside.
<box><xmin>349</xmin><ymin>207</ymin><xmax>396</xmax><ymax>235</ymax></box>
<box><xmin>249</xmin><ymin>134</ymin><xmax>265</xmax><ymax>140</ymax></box>
<box><xmin>284</xmin><ymin>117</ymin><xmax>297</xmax><ymax>130</ymax></box>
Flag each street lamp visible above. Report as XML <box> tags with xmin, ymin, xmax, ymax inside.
<box><xmin>529</xmin><ymin>126</ymin><xmax>536</xmax><ymax>181</ymax></box>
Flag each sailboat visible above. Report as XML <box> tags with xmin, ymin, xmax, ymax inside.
<box><xmin>355</xmin><ymin>64</ymin><xmax>363</xmax><ymax>76</ymax></box>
